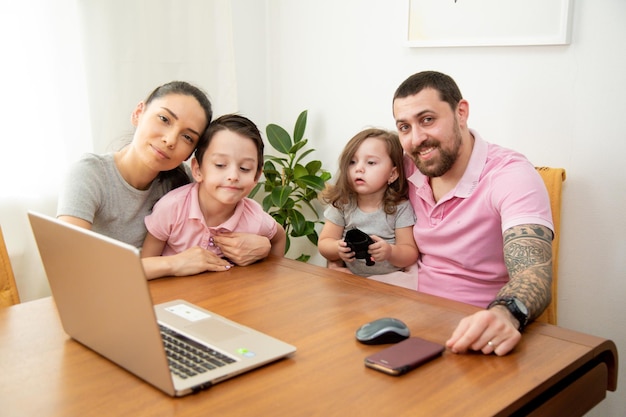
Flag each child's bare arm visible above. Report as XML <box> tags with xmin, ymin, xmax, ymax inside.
<box><xmin>141</xmin><ymin>233</ymin><xmax>231</xmax><ymax>279</ymax></box>
<box><xmin>269</xmin><ymin>224</ymin><xmax>287</xmax><ymax>257</ymax></box>
<box><xmin>369</xmin><ymin>226</ymin><xmax>418</xmax><ymax>268</ymax></box>
<box><xmin>318</xmin><ymin>220</ymin><xmax>352</xmax><ymax>262</ymax></box>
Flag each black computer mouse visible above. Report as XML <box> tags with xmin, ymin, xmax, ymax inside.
<box><xmin>355</xmin><ymin>317</ymin><xmax>410</xmax><ymax>345</ymax></box>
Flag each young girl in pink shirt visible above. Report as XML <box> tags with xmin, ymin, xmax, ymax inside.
<box><xmin>141</xmin><ymin>115</ymin><xmax>286</xmax><ymax>277</ymax></box>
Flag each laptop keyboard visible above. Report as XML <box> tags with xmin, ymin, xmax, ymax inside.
<box><xmin>159</xmin><ymin>325</ymin><xmax>237</xmax><ymax>379</ymax></box>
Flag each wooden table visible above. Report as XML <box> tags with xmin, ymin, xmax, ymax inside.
<box><xmin>0</xmin><ymin>256</ymin><xmax>617</xmax><ymax>417</ymax></box>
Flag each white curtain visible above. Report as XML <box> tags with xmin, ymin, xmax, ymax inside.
<box><xmin>78</xmin><ymin>0</ymin><xmax>238</xmax><ymax>152</ymax></box>
<box><xmin>0</xmin><ymin>0</ymin><xmax>237</xmax><ymax>301</ymax></box>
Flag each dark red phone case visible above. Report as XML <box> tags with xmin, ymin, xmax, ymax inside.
<box><xmin>364</xmin><ymin>336</ymin><xmax>445</xmax><ymax>376</ymax></box>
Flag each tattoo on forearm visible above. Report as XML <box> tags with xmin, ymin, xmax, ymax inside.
<box><xmin>501</xmin><ymin>224</ymin><xmax>553</xmax><ymax>319</ymax></box>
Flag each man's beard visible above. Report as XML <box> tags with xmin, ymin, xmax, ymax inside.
<box><xmin>411</xmin><ymin>124</ymin><xmax>462</xmax><ymax>178</ymax></box>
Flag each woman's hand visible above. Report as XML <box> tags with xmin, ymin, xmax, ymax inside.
<box><xmin>212</xmin><ymin>232</ymin><xmax>271</xmax><ymax>266</ymax></box>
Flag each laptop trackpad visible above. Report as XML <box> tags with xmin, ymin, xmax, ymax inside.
<box><xmin>185</xmin><ymin>319</ymin><xmax>247</xmax><ymax>342</ymax></box>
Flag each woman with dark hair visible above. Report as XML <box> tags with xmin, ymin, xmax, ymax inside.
<box><xmin>57</xmin><ymin>82</ymin><xmax>271</xmax><ymax>276</ymax></box>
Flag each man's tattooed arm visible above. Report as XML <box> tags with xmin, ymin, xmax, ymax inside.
<box><xmin>499</xmin><ymin>224</ymin><xmax>553</xmax><ymax>320</ymax></box>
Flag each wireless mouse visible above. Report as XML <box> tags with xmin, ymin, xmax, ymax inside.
<box><xmin>356</xmin><ymin>317</ymin><xmax>410</xmax><ymax>345</ymax></box>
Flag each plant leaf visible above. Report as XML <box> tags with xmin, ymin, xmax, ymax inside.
<box><xmin>295</xmin><ymin>254</ymin><xmax>310</xmax><ymax>263</ymax></box>
<box><xmin>262</xmin><ymin>194</ymin><xmax>274</xmax><ymax>212</ymax></box>
<box><xmin>293</xmin><ymin>110</ymin><xmax>308</xmax><ymax>143</ymax></box>
<box><xmin>301</xmin><ymin>220</ymin><xmax>316</xmax><ymax>237</ymax></box>
<box><xmin>262</xmin><ymin>160</ymin><xmax>280</xmax><ymax>183</ymax></box>
<box><xmin>258</xmin><ymin>110</ymin><xmax>331</xmax><ymax>263</ymax></box>
<box><xmin>281</xmin><ymin>198</ymin><xmax>295</xmax><ymax>210</ymax></box>
<box><xmin>293</xmin><ymin>164</ymin><xmax>308</xmax><ymax>179</ymax></box>
<box><xmin>273</xmin><ymin>211</ymin><xmax>289</xmax><ymax>229</ymax></box>
<box><xmin>266</xmin><ymin>155</ymin><xmax>288</xmax><ymax>167</ymax></box>
<box><xmin>271</xmin><ymin>185</ymin><xmax>293</xmax><ymax>208</ymax></box>
<box><xmin>301</xmin><ymin>198</ymin><xmax>322</xmax><ymax>219</ymax></box>
<box><xmin>289</xmin><ymin>210</ymin><xmax>307</xmax><ymax>236</ymax></box>
<box><xmin>266</xmin><ymin>124</ymin><xmax>292</xmax><ymax>154</ymax></box>
<box><xmin>294</xmin><ymin>148</ymin><xmax>315</xmax><ymax>166</ymax></box>
<box><xmin>306</xmin><ymin>230</ymin><xmax>319</xmax><ymax>246</ymax></box>
<box><xmin>289</xmin><ymin>140</ymin><xmax>308</xmax><ymax>155</ymax></box>
<box><xmin>296</xmin><ymin>175</ymin><xmax>327</xmax><ymax>191</ymax></box>
<box><xmin>305</xmin><ymin>160</ymin><xmax>322</xmax><ymax>174</ymax></box>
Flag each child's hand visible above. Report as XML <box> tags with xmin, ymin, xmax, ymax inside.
<box><xmin>337</xmin><ymin>240</ymin><xmax>355</xmax><ymax>263</ymax></box>
<box><xmin>327</xmin><ymin>259</ymin><xmax>353</xmax><ymax>274</ymax></box>
<box><xmin>368</xmin><ymin>235</ymin><xmax>392</xmax><ymax>262</ymax></box>
<box><xmin>172</xmin><ymin>246</ymin><xmax>233</xmax><ymax>275</ymax></box>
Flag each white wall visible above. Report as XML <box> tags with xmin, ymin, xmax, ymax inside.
<box><xmin>232</xmin><ymin>1</ymin><xmax>625</xmax><ymax>415</ymax></box>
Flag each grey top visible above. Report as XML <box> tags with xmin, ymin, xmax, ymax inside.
<box><xmin>57</xmin><ymin>153</ymin><xmax>186</xmax><ymax>248</ymax></box>
<box><xmin>324</xmin><ymin>200</ymin><xmax>416</xmax><ymax>277</ymax></box>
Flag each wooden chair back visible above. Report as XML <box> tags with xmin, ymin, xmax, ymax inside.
<box><xmin>534</xmin><ymin>167</ymin><xmax>566</xmax><ymax>325</ymax></box>
<box><xmin>1</xmin><ymin>226</ymin><xmax>21</xmax><ymax>307</ymax></box>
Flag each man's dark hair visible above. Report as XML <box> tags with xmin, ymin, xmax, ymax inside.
<box><xmin>393</xmin><ymin>71</ymin><xmax>463</xmax><ymax>111</ymax></box>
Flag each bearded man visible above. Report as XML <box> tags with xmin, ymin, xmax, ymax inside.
<box><xmin>393</xmin><ymin>71</ymin><xmax>553</xmax><ymax>356</ymax></box>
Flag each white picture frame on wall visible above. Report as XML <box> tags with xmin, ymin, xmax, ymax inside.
<box><xmin>407</xmin><ymin>0</ymin><xmax>573</xmax><ymax>47</ymax></box>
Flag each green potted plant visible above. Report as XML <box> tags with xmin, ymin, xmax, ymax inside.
<box><xmin>249</xmin><ymin>110</ymin><xmax>331</xmax><ymax>262</ymax></box>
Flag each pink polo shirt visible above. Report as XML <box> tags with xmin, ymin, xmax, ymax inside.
<box><xmin>405</xmin><ymin>130</ymin><xmax>553</xmax><ymax>307</ymax></box>
<box><xmin>145</xmin><ymin>183</ymin><xmax>278</xmax><ymax>257</ymax></box>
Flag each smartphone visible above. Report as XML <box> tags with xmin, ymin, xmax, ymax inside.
<box><xmin>364</xmin><ymin>336</ymin><xmax>445</xmax><ymax>376</ymax></box>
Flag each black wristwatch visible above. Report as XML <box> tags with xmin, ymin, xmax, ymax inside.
<box><xmin>487</xmin><ymin>297</ymin><xmax>529</xmax><ymax>332</ymax></box>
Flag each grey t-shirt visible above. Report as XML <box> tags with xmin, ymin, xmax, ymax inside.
<box><xmin>57</xmin><ymin>153</ymin><xmax>186</xmax><ymax>248</ymax></box>
<box><xmin>324</xmin><ymin>200</ymin><xmax>416</xmax><ymax>277</ymax></box>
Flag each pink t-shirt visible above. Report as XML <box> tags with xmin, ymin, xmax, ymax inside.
<box><xmin>145</xmin><ymin>183</ymin><xmax>278</xmax><ymax>257</ymax></box>
<box><xmin>405</xmin><ymin>130</ymin><xmax>553</xmax><ymax>307</ymax></box>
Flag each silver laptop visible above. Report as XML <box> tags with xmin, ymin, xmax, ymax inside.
<box><xmin>28</xmin><ymin>211</ymin><xmax>296</xmax><ymax>397</ymax></box>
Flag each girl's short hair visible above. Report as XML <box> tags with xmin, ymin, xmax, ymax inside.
<box><xmin>195</xmin><ymin>114</ymin><xmax>264</xmax><ymax>179</ymax></box>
